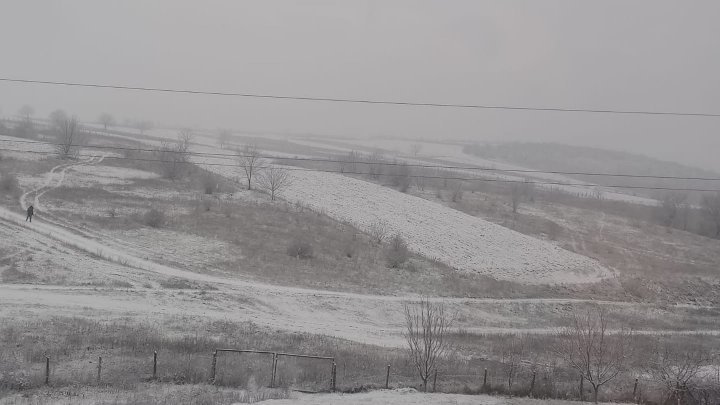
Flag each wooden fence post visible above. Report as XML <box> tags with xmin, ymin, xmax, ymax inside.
<box><xmin>210</xmin><ymin>350</ymin><xmax>217</xmax><ymax>383</ymax></box>
<box><xmin>483</xmin><ymin>368</ymin><xmax>488</xmax><ymax>391</ymax></box>
<box><xmin>45</xmin><ymin>356</ymin><xmax>50</xmax><ymax>385</ymax></box>
<box><xmin>633</xmin><ymin>377</ymin><xmax>638</xmax><ymax>401</ymax></box>
<box><xmin>97</xmin><ymin>356</ymin><xmax>102</xmax><ymax>383</ymax></box>
<box><xmin>270</xmin><ymin>353</ymin><xmax>277</xmax><ymax>388</ymax></box>
<box><xmin>385</xmin><ymin>364</ymin><xmax>391</xmax><ymax>389</ymax></box>
<box><xmin>529</xmin><ymin>371</ymin><xmax>536</xmax><ymax>397</ymax></box>
<box><xmin>153</xmin><ymin>351</ymin><xmax>157</xmax><ymax>379</ymax></box>
<box><xmin>432</xmin><ymin>369</ymin><xmax>437</xmax><ymax>393</ymax></box>
<box><xmin>579</xmin><ymin>374</ymin><xmax>584</xmax><ymax>401</ymax></box>
<box><xmin>331</xmin><ymin>362</ymin><xmax>337</xmax><ymax>392</ymax></box>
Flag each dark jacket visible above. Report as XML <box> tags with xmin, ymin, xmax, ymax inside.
<box><xmin>27</xmin><ymin>206</ymin><xmax>34</xmax><ymax>216</ymax></box>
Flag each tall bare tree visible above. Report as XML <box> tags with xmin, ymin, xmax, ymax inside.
<box><xmin>56</xmin><ymin>116</ymin><xmax>83</xmax><ymax>159</ymax></box>
<box><xmin>404</xmin><ymin>298</ymin><xmax>453</xmax><ymax>392</ymax></box>
<box><xmin>555</xmin><ymin>307</ymin><xmax>633</xmax><ymax>403</ymax></box>
<box><xmin>98</xmin><ymin>113</ymin><xmax>116</xmax><ymax>130</ymax></box>
<box><xmin>256</xmin><ymin>166</ymin><xmax>293</xmax><ymax>201</ymax></box>
<box><xmin>237</xmin><ymin>144</ymin><xmax>266</xmax><ymax>190</ymax></box>
<box><xmin>701</xmin><ymin>193</ymin><xmax>720</xmax><ymax>238</ymax></box>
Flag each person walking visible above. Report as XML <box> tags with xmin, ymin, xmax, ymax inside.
<box><xmin>26</xmin><ymin>205</ymin><xmax>34</xmax><ymax>222</ymax></box>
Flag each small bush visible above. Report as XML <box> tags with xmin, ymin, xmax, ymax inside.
<box><xmin>287</xmin><ymin>239</ymin><xmax>314</xmax><ymax>259</ymax></box>
<box><xmin>385</xmin><ymin>235</ymin><xmax>410</xmax><ymax>268</ymax></box>
<box><xmin>0</xmin><ymin>171</ymin><xmax>18</xmax><ymax>193</ymax></box>
<box><xmin>143</xmin><ymin>208</ymin><xmax>166</xmax><ymax>228</ymax></box>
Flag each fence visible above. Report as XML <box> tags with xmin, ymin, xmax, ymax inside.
<box><xmin>5</xmin><ymin>349</ymin><xmax>715</xmax><ymax>403</ymax></box>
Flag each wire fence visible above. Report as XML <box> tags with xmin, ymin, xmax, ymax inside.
<box><xmin>5</xmin><ymin>348</ymin><xmax>719</xmax><ymax>404</ymax></box>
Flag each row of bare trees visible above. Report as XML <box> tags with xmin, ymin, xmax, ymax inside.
<box><xmin>404</xmin><ymin>301</ymin><xmax>718</xmax><ymax>403</ymax></box>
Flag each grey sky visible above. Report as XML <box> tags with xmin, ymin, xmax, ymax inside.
<box><xmin>1</xmin><ymin>1</ymin><xmax>719</xmax><ymax>170</ymax></box>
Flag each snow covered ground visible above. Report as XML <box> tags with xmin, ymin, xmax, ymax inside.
<box><xmin>0</xmin><ymin>135</ymin><xmax>55</xmax><ymax>160</ymax></box>
<box><xmin>125</xmin><ymin>132</ymin><xmax>613</xmax><ymax>285</ymax></box>
<box><xmin>264</xmin><ymin>388</ymin><xmax>628</xmax><ymax>405</ymax></box>
<box><xmin>277</xmin><ymin>169</ymin><xmax>611</xmax><ymax>285</ymax></box>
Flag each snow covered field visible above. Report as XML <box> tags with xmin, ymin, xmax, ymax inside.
<box><xmin>0</xmin><ymin>135</ymin><xmax>55</xmax><ymax>160</ymax></box>
<box><xmin>278</xmin><ymin>170</ymin><xmax>611</xmax><ymax>285</ymax></box>
<box><xmin>139</xmin><ymin>133</ymin><xmax>613</xmax><ymax>285</ymax></box>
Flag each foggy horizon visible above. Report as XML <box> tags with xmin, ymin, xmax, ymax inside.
<box><xmin>1</xmin><ymin>0</ymin><xmax>719</xmax><ymax>171</ymax></box>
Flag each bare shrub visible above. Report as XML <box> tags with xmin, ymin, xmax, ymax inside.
<box><xmin>158</xmin><ymin>129</ymin><xmax>192</xmax><ymax>180</ymax></box>
<box><xmin>368</xmin><ymin>221</ymin><xmax>389</xmax><ymax>244</ymax></box>
<box><xmin>385</xmin><ymin>234</ymin><xmax>410</xmax><ymax>268</ymax></box>
<box><xmin>554</xmin><ymin>307</ymin><xmax>633</xmax><ymax>403</ymax></box>
<box><xmin>451</xmin><ymin>187</ymin><xmax>464</xmax><ymax>203</ymax></box>
<box><xmin>658</xmin><ymin>193</ymin><xmax>686</xmax><ymax>227</ymax></box>
<box><xmin>500</xmin><ymin>335</ymin><xmax>528</xmax><ymax>392</ymax></box>
<box><xmin>646</xmin><ymin>342</ymin><xmax>712</xmax><ymax>404</ymax></box>
<box><xmin>256</xmin><ymin>166</ymin><xmax>293</xmax><ymax>201</ymax></box>
<box><xmin>199</xmin><ymin>172</ymin><xmax>218</xmax><ymax>194</ymax></box>
<box><xmin>286</xmin><ymin>239</ymin><xmax>314</xmax><ymax>259</ymax></box>
<box><xmin>404</xmin><ymin>298</ymin><xmax>453</xmax><ymax>392</ymax></box>
<box><xmin>143</xmin><ymin>208</ymin><xmax>166</xmax><ymax>228</ymax></box>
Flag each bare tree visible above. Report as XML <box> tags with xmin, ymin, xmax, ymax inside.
<box><xmin>237</xmin><ymin>144</ymin><xmax>266</xmax><ymax>190</ymax></box>
<box><xmin>555</xmin><ymin>307</ymin><xmax>633</xmax><ymax>403</ymax></box>
<box><xmin>18</xmin><ymin>105</ymin><xmax>34</xmax><ymax>122</ymax></box>
<box><xmin>404</xmin><ymin>298</ymin><xmax>453</xmax><ymax>392</ymax></box>
<box><xmin>256</xmin><ymin>166</ymin><xmax>293</xmax><ymax>201</ymax></box>
<box><xmin>48</xmin><ymin>109</ymin><xmax>68</xmax><ymax>129</ymax></box>
<box><xmin>56</xmin><ymin>116</ymin><xmax>83</xmax><ymax>159</ymax></box>
<box><xmin>701</xmin><ymin>193</ymin><xmax>720</xmax><ymax>238</ymax></box>
<box><xmin>647</xmin><ymin>342</ymin><xmax>711</xmax><ymax>404</ymax></box>
<box><xmin>217</xmin><ymin>129</ymin><xmax>231</xmax><ymax>149</ymax></box>
<box><xmin>410</xmin><ymin>143</ymin><xmax>422</xmax><ymax>157</ymax></box>
<box><xmin>98</xmin><ymin>113</ymin><xmax>116</xmax><ymax>130</ymax></box>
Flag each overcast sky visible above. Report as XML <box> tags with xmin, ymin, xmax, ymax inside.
<box><xmin>1</xmin><ymin>1</ymin><xmax>719</xmax><ymax>170</ymax></box>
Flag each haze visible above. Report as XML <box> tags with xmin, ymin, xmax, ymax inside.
<box><xmin>1</xmin><ymin>0</ymin><xmax>719</xmax><ymax>171</ymax></box>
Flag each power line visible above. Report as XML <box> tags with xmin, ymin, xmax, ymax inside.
<box><xmin>1</xmin><ymin>146</ymin><xmax>719</xmax><ymax>193</ymax></box>
<box><xmin>1</xmin><ymin>77</ymin><xmax>719</xmax><ymax>118</ymax></box>
<box><xmin>2</xmin><ymin>138</ymin><xmax>720</xmax><ymax>182</ymax></box>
